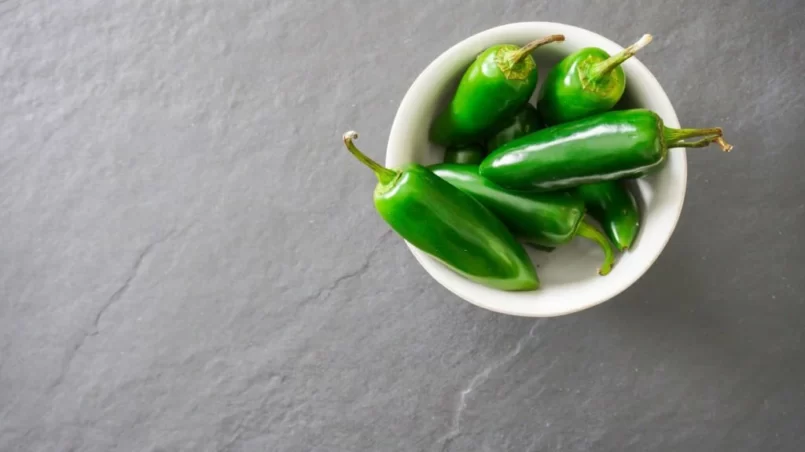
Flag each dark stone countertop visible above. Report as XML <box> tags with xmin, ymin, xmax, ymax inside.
<box><xmin>2</xmin><ymin>1</ymin><xmax>803</xmax><ymax>451</ymax></box>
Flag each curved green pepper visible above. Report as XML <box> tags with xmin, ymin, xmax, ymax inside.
<box><xmin>538</xmin><ymin>34</ymin><xmax>653</xmax><ymax>125</ymax></box>
<box><xmin>486</xmin><ymin>103</ymin><xmax>544</xmax><ymax>152</ymax></box>
<box><xmin>444</xmin><ymin>143</ymin><xmax>485</xmax><ymax>164</ymax></box>
<box><xmin>480</xmin><ymin>109</ymin><xmax>733</xmax><ymax>192</ymax></box>
<box><xmin>430</xmin><ymin>34</ymin><xmax>564</xmax><ymax>146</ymax></box>
<box><xmin>431</xmin><ymin>164</ymin><xmax>615</xmax><ymax>275</ymax></box>
<box><xmin>577</xmin><ymin>181</ymin><xmax>640</xmax><ymax>251</ymax></box>
<box><xmin>343</xmin><ymin>132</ymin><xmax>539</xmax><ymax>291</ymax></box>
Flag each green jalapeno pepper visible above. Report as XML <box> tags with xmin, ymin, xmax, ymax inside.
<box><xmin>486</xmin><ymin>103</ymin><xmax>544</xmax><ymax>152</ymax></box>
<box><xmin>480</xmin><ymin>109</ymin><xmax>733</xmax><ymax>192</ymax></box>
<box><xmin>429</xmin><ymin>34</ymin><xmax>565</xmax><ymax>147</ymax></box>
<box><xmin>430</xmin><ymin>164</ymin><xmax>615</xmax><ymax>275</ymax></box>
<box><xmin>538</xmin><ymin>35</ymin><xmax>653</xmax><ymax>125</ymax></box>
<box><xmin>343</xmin><ymin>132</ymin><xmax>539</xmax><ymax>291</ymax></box>
<box><xmin>444</xmin><ymin>143</ymin><xmax>485</xmax><ymax>164</ymax></box>
<box><xmin>577</xmin><ymin>181</ymin><xmax>640</xmax><ymax>251</ymax></box>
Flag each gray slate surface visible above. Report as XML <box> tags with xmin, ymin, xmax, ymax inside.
<box><xmin>2</xmin><ymin>0</ymin><xmax>804</xmax><ymax>450</ymax></box>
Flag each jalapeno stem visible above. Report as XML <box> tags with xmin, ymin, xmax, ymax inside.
<box><xmin>675</xmin><ymin>135</ymin><xmax>717</xmax><ymax>148</ymax></box>
<box><xmin>511</xmin><ymin>34</ymin><xmax>565</xmax><ymax>64</ymax></box>
<box><xmin>663</xmin><ymin>126</ymin><xmax>733</xmax><ymax>151</ymax></box>
<box><xmin>576</xmin><ymin>220</ymin><xmax>614</xmax><ymax>276</ymax></box>
<box><xmin>587</xmin><ymin>34</ymin><xmax>653</xmax><ymax>82</ymax></box>
<box><xmin>665</xmin><ymin>126</ymin><xmax>721</xmax><ymax>142</ymax></box>
<box><xmin>343</xmin><ymin>131</ymin><xmax>398</xmax><ymax>185</ymax></box>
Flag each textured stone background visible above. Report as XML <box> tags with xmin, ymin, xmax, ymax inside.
<box><xmin>2</xmin><ymin>0</ymin><xmax>804</xmax><ymax>451</ymax></box>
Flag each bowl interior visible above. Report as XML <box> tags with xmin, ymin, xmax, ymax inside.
<box><xmin>386</xmin><ymin>22</ymin><xmax>686</xmax><ymax>317</ymax></box>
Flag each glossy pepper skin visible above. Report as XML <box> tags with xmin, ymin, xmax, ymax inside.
<box><xmin>486</xmin><ymin>103</ymin><xmax>544</xmax><ymax>152</ymax></box>
<box><xmin>538</xmin><ymin>35</ymin><xmax>653</xmax><ymax>125</ymax></box>
<box><xmin>429</xmin><ymin>35</ymin><xmax>564</xmax><ymax>146</ymax></box>
<box><xmin>443</xmin><ymin>143</ymin><xmax>485</xmax><ymax>164</ymax></box>
<box><xmin>577</xmin><ymin>181</ymin><xmax>640</xmax><ymax>251</ymax></box>
<box><xmin>343</xmin><ymin>132</ymin><xmax>539</xmax><ymax>291</ymax></box>
<box><xmin>480</xmin><ymin>109</ymin><xmax>733</xmax><ymax>192</ymax></box>
<box><xmin>431</xmin><ymin>164</ymin><xmax>615</xmax><ymax>275</ymax></box>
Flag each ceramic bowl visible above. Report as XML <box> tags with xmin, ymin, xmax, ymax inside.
<box><xmin>386</xmin><ymin>22</ymin><xmax>686</xmax><ymax>317</ymax></box>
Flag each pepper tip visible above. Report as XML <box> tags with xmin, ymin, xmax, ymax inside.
<box><xmin>343</xmin><ymin>130</ymin><xmax>359</xmax><ymax>141</ymax></box>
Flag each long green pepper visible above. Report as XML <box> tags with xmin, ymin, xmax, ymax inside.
<box><xmin>430</xmin><ymin>164</ymin><xmax>615</xmax><ymax>275</ymax></box>
<box><xmin>480</xmin><ymin>109</ymin><xmax>733</xmax><ymax>192</ymax></box>
<box><xmin>343</xmin><ymin>132</ymin><xmax>539</xmax><ymax>291</ymax></box>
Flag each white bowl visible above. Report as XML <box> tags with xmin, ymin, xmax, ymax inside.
<box><xmin>386</xmin><ymin>22</ymin><xmax>686</xmax><ymax>317</ymax></box>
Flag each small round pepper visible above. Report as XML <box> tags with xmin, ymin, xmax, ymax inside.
<box><xmin>430</xmin><ymin>35</ymin><xmax>565</xmax><ymax>146</ymax></box>
<box><xmin>538</xmin><ymin>34</ymin><xmax>653</xmax><ymax>125</ymax></box>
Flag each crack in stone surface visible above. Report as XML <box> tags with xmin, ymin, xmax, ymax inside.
<box><xmin>437</xmin><ymin>321</ymin><xmax>543</xmax><ymax>452</ymax></box>
<box><xmin>296</xmin><ymin>229</ymin><xmax>393</xmax><ymax>307</ymax></box>
<box><xmin>88</xmin><ymin>243</ymin><xmax>157</xmax><ymax>337</ymax></box>
<box><xmin>46</xmin><ymin>222</ymin><xmax>197</xmax><ymax>393</ymax></box>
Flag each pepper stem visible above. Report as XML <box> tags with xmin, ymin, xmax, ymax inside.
<box><xmin>576</xmin><ymin>220</ymin><xmax>615</xmax><ymax>276</ymax></box>
<box><xmin>675</xmin><ymin>136</ymin><xmax>719</xmax><ymax>148</ymax></box>
<box><xmin>587</xmin><ymin>34</ymin><xmax>653</xmax><ymax>82</ymax></box>
<box><xmin>511</xmin><ymin>34</ymin><xmax>565</xmax><ymax>63</ymax></box>
<box><xmin>715</xmin><ymin>137</ymin><xmax>734</xmax><ymax>152</ymax></box>
<box><xmin>663</xmin><ymin>127</ymin><xmax>733</xmax><ymax>151</ymax></box>
<box><xmin>342</xmin><ymin>131</ymin><xmax>398</xmax><ymax>185</ymax></box>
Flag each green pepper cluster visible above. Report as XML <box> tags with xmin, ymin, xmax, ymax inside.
<box><xmin>344</xmin><ymin>33</ymin><xmax>732</xmax><ymax>292</ymax></box>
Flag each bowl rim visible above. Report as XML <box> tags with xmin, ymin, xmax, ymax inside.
<box><xmin>386</xmin><ymin>21</ymin><xmax>687</xmax><ymax>317</ymax></box>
